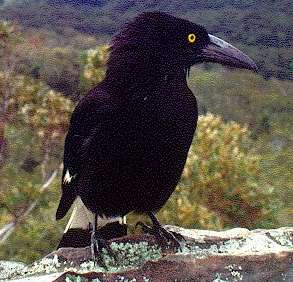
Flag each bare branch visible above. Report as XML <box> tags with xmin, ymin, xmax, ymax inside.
<box><xmin>0</xmin><ymin>165</ymin><xmax>61</xmax><ymax>244</ymax></box>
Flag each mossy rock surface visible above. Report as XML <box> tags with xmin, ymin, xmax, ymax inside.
<box><xmin>1</xmin><ymin>226</ymin><xmax>293</xmax><ymax>281</ymax></box>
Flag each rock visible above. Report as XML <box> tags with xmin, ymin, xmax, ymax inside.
<box><xmin>1</xmin><ymin>226</ymin><xmax>292</xmax><ymax>281</ymax></box>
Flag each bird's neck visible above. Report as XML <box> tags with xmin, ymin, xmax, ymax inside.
<box><xmin>104</xmin><ymin>50</ymin><xmax>188</xmax><ymax>97</ymax></box>
<box><xmin>104</xmin><ymin>65</ymin><xmax>187</xmax><ymax>97</ymax></box>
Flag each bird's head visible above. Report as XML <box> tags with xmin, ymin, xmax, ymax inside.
<box><xmin>107</xmin><ymin>12</ymin><xmax>257</xmax><ymax>85</ymax></box>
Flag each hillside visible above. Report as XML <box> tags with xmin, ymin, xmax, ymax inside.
<box><xmin>0</xmin><ymin>0</ymin><xmax>292</xmax><ymax>80</ymax></box>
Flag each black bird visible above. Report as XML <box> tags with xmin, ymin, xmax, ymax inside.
<box><xmin>56</xmin><ymin>12</ymin><xmax>257</xmax><ymax>255</ymax></box>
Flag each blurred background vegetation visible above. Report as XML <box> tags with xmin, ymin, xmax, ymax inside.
<box><xmin>0</xmin><ymin>0</ymin><xmax>292</xmax><ymax>263</ymax></box>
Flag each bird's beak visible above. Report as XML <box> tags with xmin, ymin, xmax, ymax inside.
<box><xmin>200</xmin><ymin>34</ymin><xmax>258</xmax><ymax>72</ymax></box>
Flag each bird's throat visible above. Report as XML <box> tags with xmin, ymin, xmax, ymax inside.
<box><xmin>105</xmin><ymin>47</ymin><xmax>188</xmax><ymax>96</ymax></box>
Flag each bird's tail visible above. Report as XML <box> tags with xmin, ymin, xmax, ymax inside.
<box><xmin>57</xmin><ymin>197</ymin><xmax>127</xmax><ymax>248</ymax></box>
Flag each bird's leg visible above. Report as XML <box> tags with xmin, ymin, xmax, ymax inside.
<box><xmin>136</xmin><ymin>212</ymin><xmax>185</xmax><ymax>249</ymax></box>
<box><xmin>148</xmin><ymin>212</ymin><xmax>185</xmax><ymax>245</ymax></box>
<box><xmin>90</xmin><ymin>213</ymin><xmax>115</xmax><ymax>267</ymax></box>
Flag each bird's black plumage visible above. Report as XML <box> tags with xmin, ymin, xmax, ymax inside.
<box><xmin>56</xmin><ymin>12</ymin><xmax>257</xmax><ymax>247</ymax></box>
<box><xmin>56</xmin><ymin>12</ymin><xmax>201</xmax><ymax>220</ymax></box>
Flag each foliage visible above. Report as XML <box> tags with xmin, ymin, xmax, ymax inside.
<box><xmin>79</xmin><ymin>45</ymin><xmax>108</xmax><ymax>93</ymax></box>
<box><xmin>189</xmin><ymin>68</ymin><xmax>293</xmax><ymax>225</ymax></box>
<box><xmin>0</xmin><ymin>0</ymin><xmax>292</xmax><ymax>79</ymax></box>
<box><xmin>0</xmin><ymin>78</ymin><xmax>72</xmax><ymax>212</ymax></box>
<box><xmin>0</xmin><ymin>21</ymin><xmax>73</xmax><ymax>262</ymax></box>
<box><xmin>158</xmin><ymin>114</ymin><xmax>278</xmax><ymax>229</ymax></box>
<box><xmin>0</xmin><ymin>71</ymin><xmax>74</xmax><ymax>220</ymax></box>
<box><xmin>0</xmin><ymin>178</ymin><xmax>64</xmax><ymax>263</ymax></box>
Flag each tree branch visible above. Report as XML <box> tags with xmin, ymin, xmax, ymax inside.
<box><xmin>0</xmin><ymin>165</ymin><xmax>61</xmax><ymax>244</ymax></box>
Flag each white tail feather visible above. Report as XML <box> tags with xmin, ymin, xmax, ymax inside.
<box><xmin>64</xmin><ymin>197</ymin><xmax>125</xmax><ymax>233</ymax></box>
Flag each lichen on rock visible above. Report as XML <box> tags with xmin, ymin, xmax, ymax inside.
<box><xmin>1</xmin><ymin>227</ymin><xmax>292</xmax><ymax>281</ymax></box>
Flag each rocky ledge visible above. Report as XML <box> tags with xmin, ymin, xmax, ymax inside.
<box><xmin>1</xmin><ymin>226</ymin><xmax>292</xmax><ymax>281</ymax></box>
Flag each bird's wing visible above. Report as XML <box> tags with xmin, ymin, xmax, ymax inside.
<box><xmin>56</xmin><ymin>91</ymin><xmax>118</xmax><ymax>220</ymax></box>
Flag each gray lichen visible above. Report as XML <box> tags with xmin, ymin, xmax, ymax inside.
<box><xmin>74</xmin><ymin>241</ymin><xmax>162</xmax><ymax>273</ymax></box>
<box><xmin>267</xmin><ymin>230</ymin><xmax>293</xmax><ymax>248</ymax></box>
<box><xmin>225</xmin><ymin>264</ymin><xmax>243</xmax><ymax>281</ymax></box>
<box><xmin>1</xmin><ymin>227</ymin><xmax>292</xmax><ymax>281</ymax></box>
<box><xmin>1</xmin><ymin>241</ymin><xmax>162</xmax><ymax>280</ymax></box>
<box><xmin>0</xmin><ymin>255</ymin><xmax>65</xmax><ymax>280</ymax></box>
<box><xmin>109</xmin><ymin>241</ymin><xmax>162</xmax><ymax>268</ymax></box>
<box><xmin>0</xmin><ymin>261</ymin><xmax>26</xmax><ymax>280</ymax></box>
<box><xmin>65</xmin><ymin>274</ymin><xmax>90</xmax><ymax>282</ymax></box>
<box><xmin>213</xmin><ymin>273</ymin><xmax>228</xmax><ymax>282</ymax></box>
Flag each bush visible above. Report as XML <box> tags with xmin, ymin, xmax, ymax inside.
<box><xmin>158</xmin><ymin>114</ymin><xmax>278</xmax><ymax>229</ymax></box>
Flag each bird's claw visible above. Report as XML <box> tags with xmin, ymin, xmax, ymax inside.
<box><xmin>168</xmin><ymin>229</ymin><xmax>186</xmax><ymax>242</ymax></box>
<box><xmin>135</xmin><ymin>221</ymin><xmax>155</xmax><ymax>235</ymax></box>
<box><xmin>90</xmin><ymin>232</ymin><xmax>116</xmax><ymax>268</ymax></box>
<box><xmin>135</xmin><ymin>221</ymin><xmax>184</xmax><ymax>250</ymax></box>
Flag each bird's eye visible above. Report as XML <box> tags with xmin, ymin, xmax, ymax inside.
<box><xmin>187</xmin><ymin>33</ymin><xmax>197</xmax><ymax>44</ymax></box>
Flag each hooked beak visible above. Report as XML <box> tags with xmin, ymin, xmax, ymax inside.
<box><xmin>200</xmin><ymin>34</ymin><xmax>258</xmax><ymax>72</ymax></box>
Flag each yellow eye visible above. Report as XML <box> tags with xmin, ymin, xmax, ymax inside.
<box><xmin>188</xmin><ymin>33</ymin><xmax>197</xmax><ymax>43</ymax></box>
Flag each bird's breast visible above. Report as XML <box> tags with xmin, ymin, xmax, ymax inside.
<box><xmin>119</xmin><ymin>87</ymin><xmax>198</xmax><ymax>179</ymax></box>
<box><xmin>117</xmin><ymin>88</ymin><xmax>198</xmax><ymax>212</ymax></box>
<box><xmin>79</xmin><ymin>87</ymin><xmax>198</xmax><ymax>215</ymax></box>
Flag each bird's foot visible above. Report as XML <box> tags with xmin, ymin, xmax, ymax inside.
<box><xmin>90</xmin><ymin>231</ymin><xmax>116</xmax><ymax>268</ymax></box>
<box><xmin>135</xmin><ymin>221</ymin><xmax>184</xmax><ymax>250</ymax></box>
